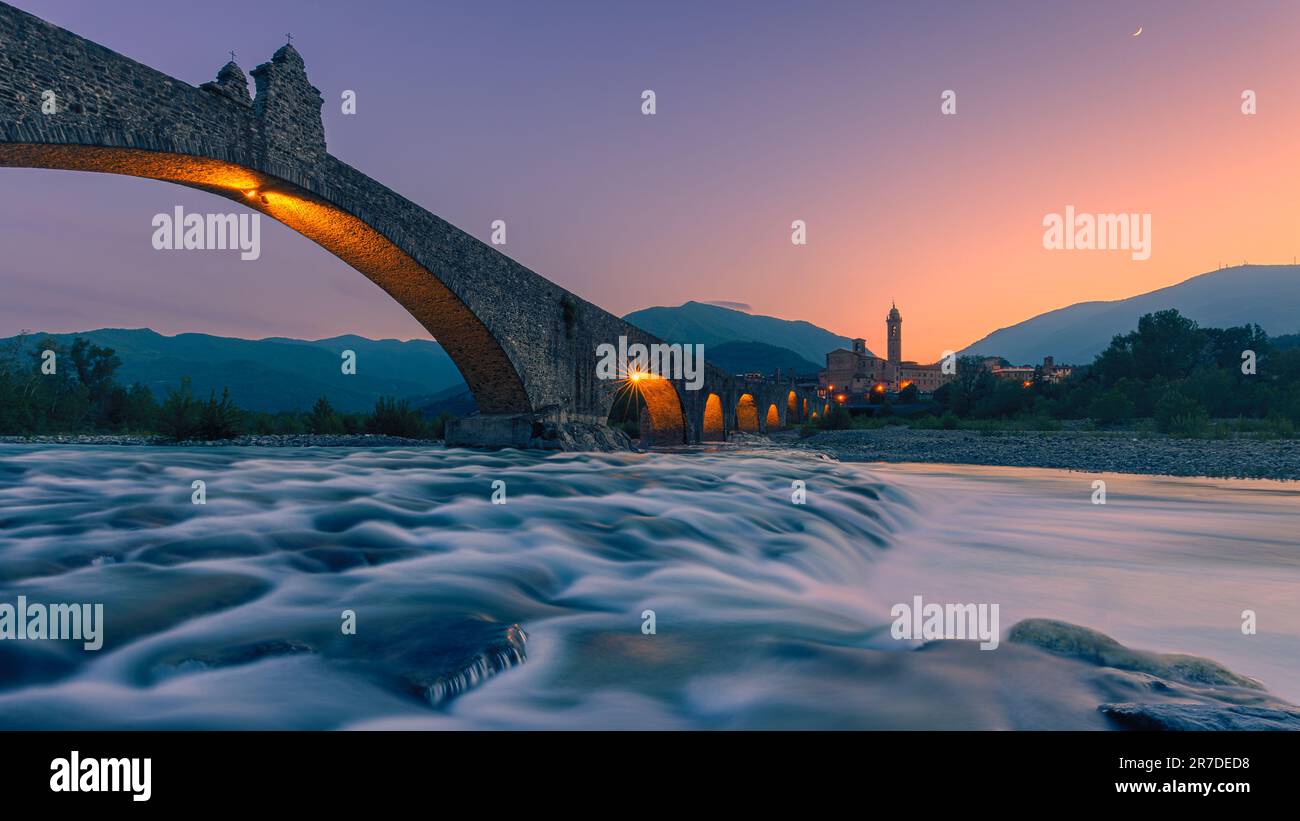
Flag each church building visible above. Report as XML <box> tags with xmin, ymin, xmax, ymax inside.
<box><xmin>819</xmin><ymin>303</ymin><xmax>953</xmax><ymax>399</ymax></box>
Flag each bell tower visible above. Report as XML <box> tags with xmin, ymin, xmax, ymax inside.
<box><xmin>886</xmin><ymin>302</ymin><xmax>902</xmax><ymax>364</ymax></box>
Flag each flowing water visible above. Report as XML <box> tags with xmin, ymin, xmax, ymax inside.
<box><xmin>0</xmin><ymin>445</ymin><xmax>1295</xmax><ymax>729</ymax></box>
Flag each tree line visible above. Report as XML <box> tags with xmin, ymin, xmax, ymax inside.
<box><xmin>0</xmin><ymin>335</ymin><xmax>453</xmax><ymax>440</ymax></box>
<box><xmin>817</xmin><ymin>310</ymin><xmax>1300</xmax><ymax>437</ymax></box>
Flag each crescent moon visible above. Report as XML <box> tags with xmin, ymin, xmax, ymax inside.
<box><xmin>1132</xmin><ymin>26</ymin><xmax>1143</xmax><ymax>36</ymax></box>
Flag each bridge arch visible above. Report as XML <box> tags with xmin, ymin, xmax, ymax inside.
<box><xmin>735</xmin><ymin>393</ymin><xmax>759</xmax><ymax>432</ymax></box>
<box><xmin>0</xmin><ymin>5</ymin><xmax>743</xmax><ymax>449</ymax></box>
<box><xmin>0</xmin><ymin>143</ymin><xmax>539</xmax><ymax>414</ymax></box>
<box><xmin>764</xmin><ymin>403</ymin><xmax>781</xmax><ymax>431</ymax></box>
<box><xmin>702</xmin><ymin>393</ymin><xmax>725</xmax><ymax>441</ymax></box>
<box><xmin>635</xmin><ymin>377</ymin><xmax>686</xmax><ymax>446</ymax></box>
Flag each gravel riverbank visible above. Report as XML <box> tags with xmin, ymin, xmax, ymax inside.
<box><xmin>786</xmin><ymin>427</ymin><xmax>1300</xmax><ymax>480</ymax></box>
<box><xmin>5</xmin><ymin>430</ymin><xmax>1299</xmax><ymax>480</ymax></box>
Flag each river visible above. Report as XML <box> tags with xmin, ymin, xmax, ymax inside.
<box><xmin>0</xmin><ymin>445</ymin><xmax>1295</xmax><ymax>729</ymax></box>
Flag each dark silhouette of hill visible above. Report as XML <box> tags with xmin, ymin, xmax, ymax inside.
<box><xmin>624</xmin><ymin>300</ymin><xmax>856</xmax><ymax>364</ymax></box>
<box><xmin>1</xmin><ymin>328</ymin><xmax>466</xmax><ymax>413</ymax></box>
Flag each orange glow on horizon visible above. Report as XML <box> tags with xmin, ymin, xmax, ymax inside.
<box><xmin>595</xmin><ymin>9</ymin><xmax>1300</xmax><ymax>364</ymax></box>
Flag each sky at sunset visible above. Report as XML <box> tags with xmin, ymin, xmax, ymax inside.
<box><xmin>1</xmin><ymin>0</ymin><xmax>1297</xmax><ymax>362</ymax></box>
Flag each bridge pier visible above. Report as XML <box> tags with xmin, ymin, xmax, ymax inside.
<box><xmin>446</xmin><ymin>409</ymin><xmax>633</xmax><ymax>451</ymax></box>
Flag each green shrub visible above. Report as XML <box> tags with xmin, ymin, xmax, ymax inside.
<box><xmin>365</xmin><ymin>397</ymin><xmax>428</xmax><ymax>439</ymax></box>
<box><xmin>1251</xmin><ymin>414</ymin><xmax>1296</xmax><ymax>440</ymax></box>
<box><xmin>158</xmin><ymin>378</ymin><xmax>200</xmax><ymax>441</ymax></box>
<box><xmin>1154</xmin><ymin>391</ymin><xmax>1207</xmax><ymax>435</ymax></box>
<box><xmin>1088</xmin><ymin>388</ymin><xmax>1135</xmax><ymax>425</ymax></box>
<box><xmin>197</xmin><ymin>387</ymin><xmax>244</xmax><ymax>440</ymax></box>
<box><xmin>1167</xmin><ymin>411</ymin><xmax>1210</xmax><ymax>438</ymax></box>
<box><xmin>307</xmin><ymin>396</ymin><xmax>345</xmax><ymax>435</ymax></box>
<box><xmin>818</xmin><ymin>404</ymin><xmax>852</xmax><ymax>430</ymax></box>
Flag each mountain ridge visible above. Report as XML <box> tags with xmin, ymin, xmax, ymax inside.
<box><xmin>623</xmin><ymin>300</ymin><xmax>859</xmax><ymax>364</ymax></box>
<box><xmin>1</xmin><ymin>327</ymin><xmax>466</xmax><ymax>413</ymax></box>
<box><xmin>959</xmin><ymin>264</ymin><xmax>1300</xmax><ymax>364</ymax></box>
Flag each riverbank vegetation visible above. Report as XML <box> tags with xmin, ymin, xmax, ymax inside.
<box><xmin>0</xmin><ymin>335</ymin><xmax>454</xmax><ymax>440</ymax></box>
<box><xmin>812</xmin><ymin>310</ymin><xmax>1300</xmax><ymax>439</ymax></box>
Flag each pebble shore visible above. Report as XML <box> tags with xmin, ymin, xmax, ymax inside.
<box><xmin>788</xmin><ymin>427</ymin><xmax>1300</xmax><ymax>480</ymax></box>
<box><xmin>6</xmin><ymin>430</ymin><xmax>1299</xmax><ymax>480</ymax></box>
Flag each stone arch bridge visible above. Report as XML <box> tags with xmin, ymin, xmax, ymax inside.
<box><xmin>0</xmin><ymin>3</ymin><xmax>820</xmax><ymax>449</ymax></box>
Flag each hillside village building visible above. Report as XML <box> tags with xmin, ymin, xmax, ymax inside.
<box><xmin>990</xmin><ymin>356</ymin><xmax>1074</xmax><ymax>384</ymax></box>
<box><xmin>819</xmin><ymin>303</ymin><xmax>952</xmax><ymax>397</ymax></box>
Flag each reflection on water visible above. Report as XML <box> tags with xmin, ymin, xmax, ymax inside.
<box><xmin>0</xmin><ymin>445</ymin><xmax>1295</xmax><ymax>729</ymax></box>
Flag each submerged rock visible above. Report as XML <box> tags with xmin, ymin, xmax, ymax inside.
<box><xmin>1007</xmin><ymin>618</ymin><xmax>1264</xmax><ymax>690</ymax></box>
<box><xmin>158</xmin><ymin>639</ymin><xmax>314</xmax><ymax>679</ymax></box>
<box><xmin>1099</xmin><ymin>703</ymin><xmax>1300</xmax><ymax>731</ymax></box>
<box><xmin>143</xmin><ymin>617</ymin><xmax>528</xmax><ymax>708</ymax></box>
<box><xmin>325</xmin><ymin>617</ymin><xmax>529</xmax><ymax>708</ymax></box>
<box><xmin>417</xmin><ymin>624</ymin><xmax>528</xmax><ymax>706</ymax></box>
<box><xmin>1006</xmin><ymin>618</ymin><xmax>1300</xmax><ymax>730</ymax></box>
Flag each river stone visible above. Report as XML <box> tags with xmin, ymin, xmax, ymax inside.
<box><xmin>1007</xmin><ymin>618</ymin><xmax>1264</xmax><ymax>690</ymax></box>
<box><xmin>1100</xmin><ymin>702</ymin><xmax>1300</xmax><ymax>731</ymax></box>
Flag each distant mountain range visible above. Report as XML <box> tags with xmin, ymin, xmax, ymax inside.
<box><xmin>959</xmin><ymin>265</ymin><xmax>1300</xmax><ymax>365</ymax></box>
<box><xmin>18</xmin><ymin>264</ymin><xmax>1290</xmax><ymax>415</ymax></box>
<box><xmin>623</xmin><ymin>301</ymin><xmax>855</xmax><ymax>370</ymax></box>
<box><xmin>2</xmin><ymin>314</ymin><xmax>833</xmax><ymax>417</ymax></box>
<box><xmin>1</xmin><ymin>328</ymin><xmax>466</xmax><ymax>413</ymax></box>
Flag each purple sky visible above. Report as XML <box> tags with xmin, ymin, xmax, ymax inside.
<box><xmin>2</xmin><ymin>0</ymin><xmax>1297</xmax><ymax>356</ymax></box>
